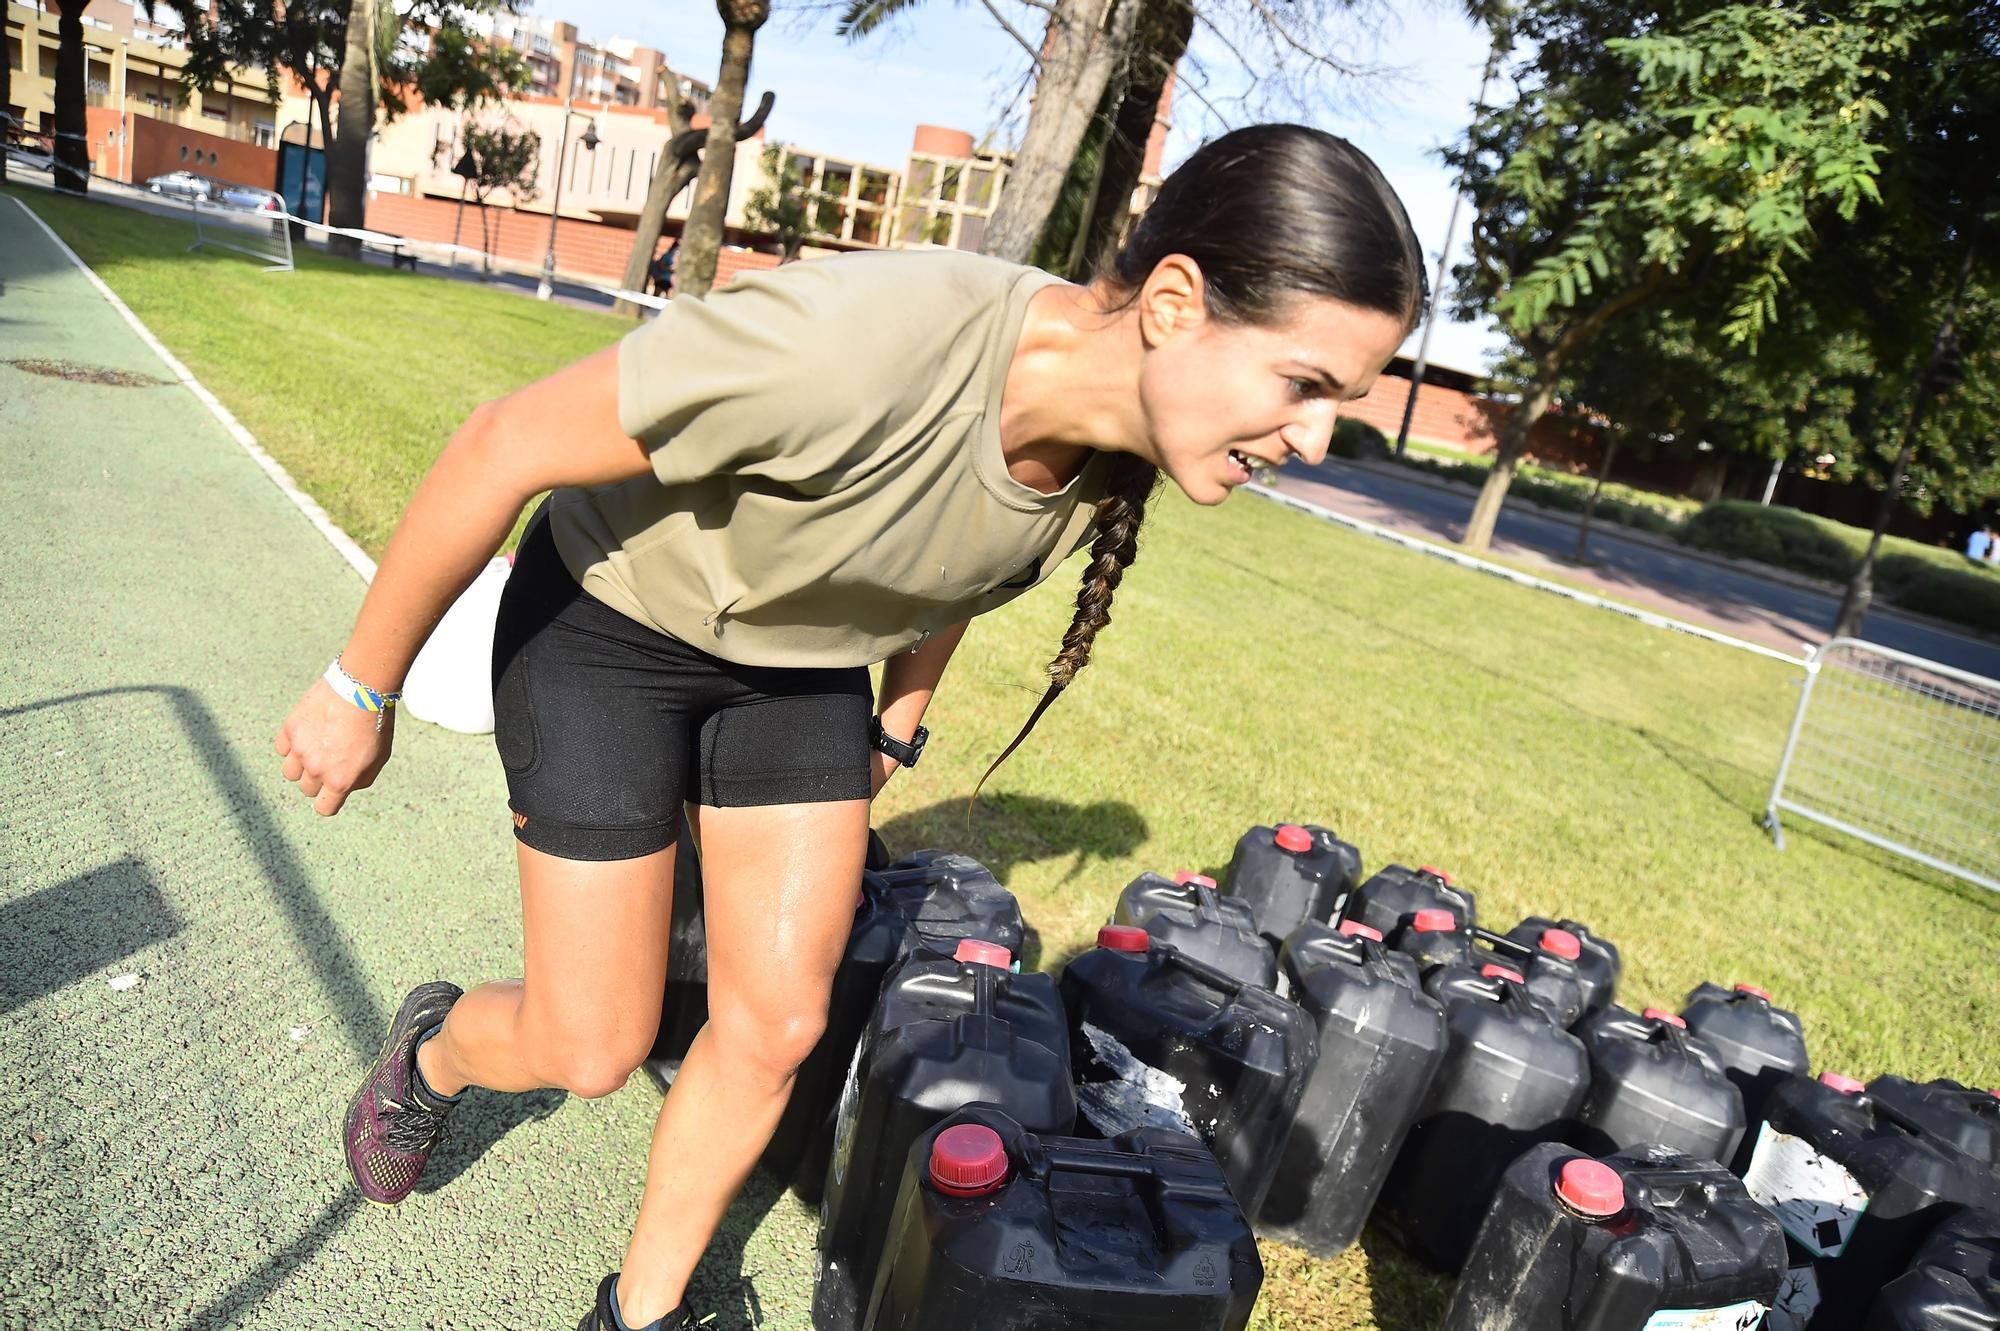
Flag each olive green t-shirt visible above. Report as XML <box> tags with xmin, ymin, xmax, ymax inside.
<box><xmin>545</xmin><ymin>249</ymin><xmax>1110</xmax><ymax>669</ymax></box>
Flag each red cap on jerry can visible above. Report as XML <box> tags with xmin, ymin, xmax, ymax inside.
<box><xmin>1734</xmin><ymin>983</ymin><xmax>1773</xmax><ymax>1001</ymax></box>
<box><xmin>1819</xmin><ymin>1073</ymin><xmax>1865</xmax><ymax>1094</ymax></box>
<box><xmin>1481</xmin><ymin>964</ymin><xmax>1526</xmax><ymax>985</ymax></box>
<box><xmin>1274</xmin><ymin>824</ymin><xmax>1313</xmax><ymax>854</ymax></box>
<box><xmin>1642</xmin><ymin>1007</ymin><xmax>1688</xmax><ymax>1029</ymax></box>
<box><xmin>1413</xmin><ymin>908</ymin><xmax>1457</xmax><ymax>933</ymax></box>
<box><xmin>1097</xmin><ymin>925</ymin><xmax>1151</xmax><ymax>954</ymax></box>
<box><xmin>1338</xmin><ymin>919</ymin><xmax>1385</xmax><ymax>941</ymax></box>
<box><xmin>1556</xmin><ymin>1159</ymin><xmax>1625</xmax><ymax>1218</ymax></box>
<box><xmin>954</xmin><ymin>939</ymin><xmax>1013</xmax><ymax>969</ymax></box>
<box><xmin>1417</xmin><ymin>864</ymin><xmax>1454</xmax><ymax>885</ymax></box>
<box><xmin>1173</xmin><ymin>871</ymin><xmax>1218</xmax><ymax>888</ymax></box>
<box><xmin>929</xmin><ymin>1124</ymin><xmax>1010</xmax><ymax>1196</ymax></box>
<box><xmin>1540</xmin><ymin>928</ymin><xmax>1582</xmax><ymax>960</ymax></box>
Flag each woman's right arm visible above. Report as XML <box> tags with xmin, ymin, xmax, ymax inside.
<box><xmin>274</xmin><ymin>344</ymin><xmax>654</xmax><ymax>817</ymax></box>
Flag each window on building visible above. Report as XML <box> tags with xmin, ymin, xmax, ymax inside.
<box><xmin>956</xmin><ymin>214</ymin><xmax>986</xmax><ymax>252</ymax></box>
<box><xmin>813</xmin><ymin>197</ymin><xmax>844</xmax><ymax>236</ymax></box>
<box><xmin>254</xmin><ymin>121</ymin><xmax>275</xmax><ymax>149</ymax></box>
<box><xmin>939</xmin><ymin>165</ymin><xmax>962</xmax><ymax>205</ymax></box>
<box><xmin>895</xmin><ymin>205</ymin><xmax>929</xmax><ymax>246</ymax></box>
<box><xmin>821</xmin><ymin>161</ymin><xmax>853</xmax><ymax>200</ymax></box>
<box><xmin>850</xmin><ymin>210</ymin><xmax>882</xmax><ymax>246</ymax></box>
<box><xmin>858</xmin><ymin>168</ymin><xmax>892</xmax><ymax>206</ymax></box>
<box><xmin>202</xmin><ymin>107</ymin><xmax>226</xmax><ymax>122</ymax></box>
<box><xmin>907</xmin><ymin>159</ymin><xmax>936</xmax><ymax>202</ymax></box>
<box><xmin>965</xmin><ymin>166</ymin><xmax>995</xmax><ymax>211</ymax></box>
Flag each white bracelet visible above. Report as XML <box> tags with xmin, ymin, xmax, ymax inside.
<box><xmin>324</xmin><ymin>656</ymin><xmax>400</xmax><ymax>732</ymax></box>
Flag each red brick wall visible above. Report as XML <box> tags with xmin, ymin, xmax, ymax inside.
<box><xmin>361</xmin><ymin>190</ymin><xmax>781</xmax><ymax>290</ymax></box>
<box><xmin>1350</xmin><ymin>370</ymin><xmax>1622</xmax><ymax>473</ymax></box>
<box><xmin>101</xmin><ymin>112</ymin><xmax>279</xmax><ymax>192</ymax></box>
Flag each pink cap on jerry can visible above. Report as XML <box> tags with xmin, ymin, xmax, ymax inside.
<box><xmin>1556</xmin><ymin>1159</ymin><xmax>1625</xmax><ymax>1218</ymax></box>
<box><xmin>1819</xmin><ymin>1073</ymin><xmax>1866</xmax><ymax>1094</ymax></box>
<box><xmin>954</xmin><ymin>939</ymin><xmax>1013</xmax><ymax>969</ymax></box>
<box><xmin>1413</xmin><ymin>908</ymin><xmax>1457</xmax><ymax>933</ymax></box>
<box><xmin>1481</xmin><ymin>964</ymin><xmax>1526</xmax><ymax>985</ymax></box>
<box><xmin>1734</xmin><ymin>983</ymin><xmax>1773</xmax><ymax>1001</ymax></box>
<box><xmin>929</xmin><ymin>1124</ymin><xmax>1010</xmax><ymax>1196</ymax></box>
<box><xmin>1338</xmin><ymin>919</ymin><xmax>1385</xmax><ymax>942</ymax></box>
<box><xmin>1173</xmin><ymin>871</ymin><xmax>1218</xmax><ymax>888</ymax></box>
<box><xmin>1274</xmin><ymin>824</ymin><xmax>1313</xmax><ymax>854</ymax></box>
<box><xmin>1539</xmin><ymin>928</ymin><xmax>1582</xmax><ymax>960</ymax></box>
<box><xmin>1642</xmin><ymin>1007</ymin><xmax>1688</xmax><ymax>1029</ymax></box>
<box><xmin>1097</xmin><ymin>924</ymin><xmax>1151</xmax><ymax>954</ymax></box>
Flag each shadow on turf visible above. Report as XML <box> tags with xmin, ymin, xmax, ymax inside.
<box><xmin>1359</xmin><ymin>1223</ymin><xmax>1454</xmax><ymax>1331</ymax></box>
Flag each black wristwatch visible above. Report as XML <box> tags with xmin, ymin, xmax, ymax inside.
<box><xmin>869</xmin><ymin>715</ymin><xmax>928</xmax><ymax>768</ymax></box>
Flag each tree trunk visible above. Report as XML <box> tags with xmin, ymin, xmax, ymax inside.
<box><xmin>1832</xmin><ymin>238</ymin><xmax>1978</xmax><ymax>638</ymax></box>
<box><xmin>325</xmin><ymin>0</ymin><xmax>376</xmax><ymax>260</ymax></box>
<box><xmin>614</xmin><ymin>90</ymin><xmax>773</xmax><ymax>318</ymax></box>
<box><xmin>1078</xmin><ymin>1</ymin><xmax>1189</xmax><ymax>278</ymax></box>
<box><xmin>53</xmin><ymin>0</ymin><xmax>89</xmax><ymax>193</ymax></box>
<box><xmin>982</xmin><ymin>0</ymin><xmax>1142</xmax><ymax>265</ymax></box>
<box><xmin>1</xmin><ymin>13</ymin><xmax>12</xmax><ymax>186</ymax></box>
<box><xmin>1571</xmin><ymin>428</ymin><xmax>1622</xmax><ymax>563</ymax></box>
<box><xmin>676</xmin><ymin>5</ymin><xmax>769</xmax><ymax>300</ymax></box>
<box><xmin>1462</xmin><ymin>378</ymin><xmax>1555</xmax><ymax>553</ymax></box>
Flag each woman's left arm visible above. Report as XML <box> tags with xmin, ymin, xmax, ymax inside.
<box><xmin>873</xmin><ymin>621</ymin><xmax>970</xmax><ymax>797</ymax></box>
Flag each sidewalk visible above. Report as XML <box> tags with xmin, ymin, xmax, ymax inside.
<box><xmin>0</xmin><ymin>195</ymin><xmax>811</xmax><ymax>1330</ymax></box>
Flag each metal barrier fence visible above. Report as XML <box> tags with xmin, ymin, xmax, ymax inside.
<box><xmin>1765</xmin><ymin>637</ymin><xmax>2000</xmax><ymax>893</ymax></box>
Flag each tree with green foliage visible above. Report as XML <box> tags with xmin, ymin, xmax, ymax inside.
<box><xmin>457</xmin><ymin>120</ymin><xmax>539</xmax><ymax>279</ymax></box>
<box><xmin>153</xmin><ymin>0</ymin><xmax>524</xmax><ymax>254</ymax></box>
<box><xmin>743</xmin><ymin>143</ymin><xmax>829</xmax><ymax>261</ymax></box>
<box><xmin>1448</xmin><ymin>1</ymin><xmax>1909</xmax><ymax>553</ymax></box>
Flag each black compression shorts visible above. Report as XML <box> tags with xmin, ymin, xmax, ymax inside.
<box><xmin>490</xmin><ymin>506</ymin><xmax>873</xmax><ymax>861</ymax></box>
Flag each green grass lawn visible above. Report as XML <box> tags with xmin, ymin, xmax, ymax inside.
<box><xmin>14</xmin><ymin>184</ymin><xmax>1998</xmax><ymax>1331</ymax></box>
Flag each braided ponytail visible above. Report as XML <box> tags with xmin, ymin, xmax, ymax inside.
<box><xmin>971</xmin><ymin>452</ymin><xmax>1161</xmax><ymax>799</ymax></box>
<box><xmin>971</xmin><ymin>124</ymin><xmax>1425</xmax><ymax>802</ymax></box>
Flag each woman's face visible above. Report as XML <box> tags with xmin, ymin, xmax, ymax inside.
<box><xmin>1136</xmin><ymin>272</ymin><xmax>1410</xmax><ymax>506</ymax></box>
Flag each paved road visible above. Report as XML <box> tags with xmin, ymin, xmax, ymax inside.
<box><xmin>1274</xmin><ymin>459</ymin><xmax>2000</xmax><ymax>680</ymax></box>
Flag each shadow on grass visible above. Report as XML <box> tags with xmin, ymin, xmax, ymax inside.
<box><xmin>1359</xmin><ymin>1224</ymin><xmax>1453</xmax><ymax>1331</ymax></box>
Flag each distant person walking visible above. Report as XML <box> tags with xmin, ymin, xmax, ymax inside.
<box><xmin>1969</xmin><ymin>523</ymin><xmax>1995</xmax><ymax>565</ymax></box>
<box><xmin>648</xmin><ymin>240</ymin><xmax>677</xmax><ymax>299</ymax></box>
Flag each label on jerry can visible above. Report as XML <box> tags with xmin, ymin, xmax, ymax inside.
<box><xmin>1741</xmin><ymin>1122</ymin><xmax>1870</xmax><ymax>1257</ymax></box>
<box><xmin>1763</xmin><ymin>1264</ymin><xmax>1821</xmax><ymax>1331</ymax></box>
<box><xmin>1642</xmin><ymin>1300</ymin><xmax>1767</xmax><ymax>1331</ymax></box>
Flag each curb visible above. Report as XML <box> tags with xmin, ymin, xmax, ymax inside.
<box><xmin>9</xmin><ymin>192</ymin><xmax>378</xmax><ymax>585</ymax></box>
<box><xmin>1314</xmin><ymin>455</ymin><xmax>2000</xmax><ymax>650</ymax></box>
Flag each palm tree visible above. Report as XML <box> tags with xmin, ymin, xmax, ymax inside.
<box><xmin>52</xmin><ymin>0</ymin><xmax>92</xmax><ymax>193</ymax></box>
<box><xmin>676</xmin><ymin>0</ymin><xmax>772</xmax><ymax>299</ymax></box>
<box><xmin>326</xmin><ymin>0</ymin><xmax>394</xmax><ymax>260</ymax></box>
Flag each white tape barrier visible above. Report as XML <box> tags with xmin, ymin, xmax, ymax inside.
<box><xmin>3</xmin><ymin>145</ymin><xmax>670</xmax><ymax>310</ymax></box>
<box><xmin>1244</xmin><ymin>481</ymin><xmax>1812</xmax><ymax>669</ymax></box>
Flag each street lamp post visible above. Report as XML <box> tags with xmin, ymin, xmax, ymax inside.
<box><xmin>114</xmin><ymin>39</ymin><xmax>128</xmax><ymax>182</ymax></box>
<box><xmin>536</xmin><ymin>95</ymin><xmax>598</xmax><ymax>300</ymax></box>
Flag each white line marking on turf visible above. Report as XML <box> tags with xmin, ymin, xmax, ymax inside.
<box><xmin>1244</xmin><ymin>480</ymin><xmax>1810</xmax><ymax>668</ymax></box>
<box><xmin>8</xmin><ymin>194</ymin><xmax>378</xmax><ymax>583</ymax></box>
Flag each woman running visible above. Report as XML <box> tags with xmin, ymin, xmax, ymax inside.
<box><xmin>275</xmin><ymin>124</ymin><xmax>1424</xmax><ymax>1330</ymax></box>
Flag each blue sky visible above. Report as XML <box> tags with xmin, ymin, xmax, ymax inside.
<box><xmin>535</xmin><ymin>1</ymin><xmax>1503</xmax><ymax>372</ymax></box>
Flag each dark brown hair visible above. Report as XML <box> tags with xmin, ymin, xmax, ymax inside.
<box><xmin>973</xmin><ymin>125</ymin><xmax>1427</xmax><ymax>799</ymax></box>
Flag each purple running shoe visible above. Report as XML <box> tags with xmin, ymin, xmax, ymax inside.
<box><xmin>577</xmin><ymin>1273</ymin><xmax>693</xmax><ymax>1331</ymax></box>
<box><xmin>343</xmin><ymin>980</ymin><xmax>463</xmax><ymax>1206</ymax></box>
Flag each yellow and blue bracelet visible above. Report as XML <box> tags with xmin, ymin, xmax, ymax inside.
<box><xmin>323</xmin><ymin>656</ymin><xmax>401</xmax><ymax>731</ymax></box>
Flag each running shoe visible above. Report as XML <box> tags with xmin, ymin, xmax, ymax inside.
<box><xmin>343</xmin><ymin>980</ymin><xmax>464</xmax><ymax>1205</ymax></box>
<box><xmin>576</xmin><ymin>1272</ymin><xmax>694</xmax><ymax>1331</ymax></box>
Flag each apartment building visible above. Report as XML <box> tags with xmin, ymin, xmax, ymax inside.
<box><xmin>5</xmin><ymin>0</ymin><xmax>283</xmax><ymax>168</ymax></box>
<box><xmin>461</xmin><ymin>13</ymin><xmax>711</xmax><ymax>117</ymax></box>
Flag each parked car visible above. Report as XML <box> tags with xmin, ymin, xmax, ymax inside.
<box><xmin>217</xmin><ymin>184</ymin><xmax>285</xmax><ymax>215</ymax></box>
<box><xmin>144</xmin><ymin>171</ymin><xmax>220</xmax><ymax>203</ymax></box>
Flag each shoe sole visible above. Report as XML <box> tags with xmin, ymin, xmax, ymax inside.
<box><xmin>343</xmin><ymin>982</ymin><xmax>462</xmax><ymax>1206</ymax></box>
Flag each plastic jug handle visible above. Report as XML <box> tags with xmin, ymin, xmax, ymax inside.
<box><xmin>1191</xmin><ymin>886</ymin><xmax>1222</xmax><ymax>928</ymax></box>
<box><xmin>1154</xmin><ymin>942</ymin><xmax>1251</xmax><ymax>999</ymax></box>
<box><xmin>1475</xmin><ymin>927</ymin><xmax>1529</xmax><ymax>960</ymax></box>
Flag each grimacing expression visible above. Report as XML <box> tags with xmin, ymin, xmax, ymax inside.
<box><xmin>1139</xmin><ymin>294</ymin><xmax>1410</xmax><ymax>506</ymax></box>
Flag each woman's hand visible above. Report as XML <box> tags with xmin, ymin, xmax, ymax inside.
<box><xmin>869</xmin><ymin>748</ymin><xmax>899</xmax><ymax>801</ymax></box>
<box><xmin>274</xmin><ymin>678</ymin><xmax>394</xmax><ymax>817</ymax></box>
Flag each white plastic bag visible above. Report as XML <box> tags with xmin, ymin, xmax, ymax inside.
<box><xmin>401</xmin><ymin>556</ymin><xmax>511</xmax><ymax>734</ymax></box>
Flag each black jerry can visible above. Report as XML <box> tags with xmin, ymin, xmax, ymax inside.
<box><xmin>1572</xmin><ymin>1004</ymin><xmax>1746</xmax><ymax>1166</ymax></box>
<box><xmin>1060</xmin><ymin>925</ymin><xmax>1318</xmax><ymax>1218</ymax></box>
<box><xmin>1375</xmin><ymin>961</ymin><xmax>1590</xmax><ymax>1273</ymax></box>
<box><xmin>1680</xmin><ymin>981</ymin><xmax>1810</xmax><ymax>1175</ymax></box>
<box><xmin>1743</xmin><ymin>1072</ymin><xmax>2000</xmax><ymax>1331</ymax></box>
<box><xmin>861</xmin><ymin>1105</ymin><xmax>1263</xmax><ymax>1331</ymax></box>
<box><xmin>1258</xmin><ymin>917</ymin><xmax>1447</xmax><ymax>1256</ymax></box>
<box><xmin>814</xmin><ymin>942</ymin><xmax>1075</xmax><ymax>1331</ymax></box>
<box><xmin>1113</xmin><ymin>872</ymin><xmax>1277</xmax><ymax>990</ymax></box>
<box><xmin>1445</xmin><ymin>1142</ymin><xmax>1785</xmax><ymax>1330</ymax></box>
<box><xmin>1221</xmin><ymin>822</ymin><xmax>1362</xmax><ymax>950</ymax></box>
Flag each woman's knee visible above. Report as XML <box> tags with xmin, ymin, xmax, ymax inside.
<box><xmin>518</xmin><ymin>1003</ymin><xmax>657</xmax><ymax>1098</ymax></box>
<box><xmin>706</xmin><ymin>1001</ymin><xmax>828</xmax><ymax>1084</ymax></box>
